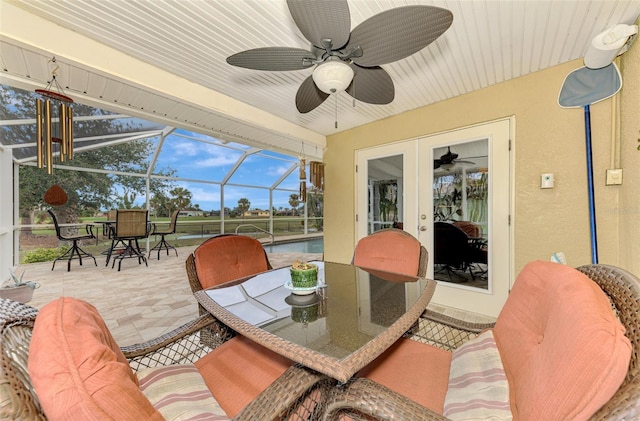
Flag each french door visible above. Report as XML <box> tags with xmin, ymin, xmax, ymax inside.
<box><xmin>356</xmin><ymin>141</ymin><xmax>418</xmax><ymax>239</ymax></box>
<box><xmin>357</xmin><ymin>118</ymin><xmax>513</xmax><ymax>317</ymax></box>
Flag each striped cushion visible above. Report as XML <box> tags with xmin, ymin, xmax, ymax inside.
<box><xmin>138</xmin><ymin>364</ymin><xmax>229</xmax><ymax>421</ymax></box>
<box><xmin>443</xmin><ymin>330</ymin><xmax>512</xmax><ymax>420</ymax></box>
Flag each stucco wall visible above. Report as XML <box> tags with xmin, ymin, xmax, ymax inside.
<box><xmin>324</xmin><ymin>55</ymin><xmax>639</xmax><ymax>280</ymax></box>
<box><xmin>618</xmin><ymin>27</ymin><xmax>640</xmax><ymax>277</ymax></box>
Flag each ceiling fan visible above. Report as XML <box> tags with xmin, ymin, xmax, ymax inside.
<box><xmin>226</xmin><ymin>0</ymin><xmax>453</xmax><ymax>114</ymax></box>
<box><xmin>434</xmin><ymin>147</ymin><xmax>476</xmax><ymax>170</ymax></box>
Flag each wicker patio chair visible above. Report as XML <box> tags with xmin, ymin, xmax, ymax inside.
<box><xmin>149</xmin><ymin>209</ymin><xmax>180</xmax><ymax>260</ymax></box>
<box><xmin>186</xmin><ymin>234</ymin><xmax>273</xmax><ymax>317</ymax></box>
<box><xmin>48</xmin><ymin>209</ymin><xmax>97</xmax><ymax>272</ymax></box>
<box><xmin>185</xmin><ymin>234</ymin><xmax>273</xmax><ymax>347</ymax></box>
<box><xmin>352</xmin><ymin>228</ymin><xmax>428</xmax><ymax>277</ymax></box>
<box><xmin>322</xmin><ymin>263</ymin><xmax>640</xmax><ymax>420</ymax></box>
<box><xmin>0</xmin><ymin>298</ymin><xmax>333</xmax><ymax>420</ymax></box>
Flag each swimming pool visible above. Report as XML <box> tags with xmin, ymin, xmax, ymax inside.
<box><xmin>263</xmin><ymin>238</ymin><xmax>324</xmax><ymax>253</ymax></box>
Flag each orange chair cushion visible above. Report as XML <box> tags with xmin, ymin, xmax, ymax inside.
<box><xmin>358</xmin><ymin>337</ymin><xmax>452</xmax><ymax>414</ymax></box>
<box><xmin>494</xmin><ymin>261</ymin><xmax>631</xmax><ymax>420</ymax></box>
<box><xmin>28</xmin><ymin>297</ymin><xmax>162</xmax><ymax>420</ymax></box>
<box><xmin>195</xmin><ymin>236</ymin><xmax>270</xmax><ymax>289</ymax></box>
<box><xmin>195</xmin><ymin>335</ymin><xmax>293</xmax><ymax>418</ymax></box>
<box><xmin>353</xmin><ymin>230</ymin><xmax>420</xmax><ymax>276</ymax></box>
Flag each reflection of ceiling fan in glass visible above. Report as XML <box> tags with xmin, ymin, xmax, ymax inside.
<box><xmin>433</xmin><ymin>147</ymin><xmax>476</xmax><ymax>170</ymax></box>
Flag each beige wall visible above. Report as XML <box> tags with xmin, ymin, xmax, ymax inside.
<box><xmin>618</xmin><ymin>29</ymin><xmax>640</xmax><ymax>277</ymax></box>
<box><xmin>324</xmin><ymin>44</ymin><xmax>640</xmax><ymax>280</ymax></box>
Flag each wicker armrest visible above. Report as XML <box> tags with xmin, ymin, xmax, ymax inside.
<box><xmin>236</xmin><ymin>365</ymin><xmax>336</xmax><ymax>421</ymax></box>
<box><xmin>323</xmin><ymin>377</ymin><xmax>447</xmax><ymax>421</ymax></box>
<box><xmin>405</xmin><ymin>309</ymin><xmax>495</xmax><ymax>352</ymax></box>
<box><xmin>122</xmin><ymin>313</ymin><xmax>235</xmax><ymax>371</ymax></box>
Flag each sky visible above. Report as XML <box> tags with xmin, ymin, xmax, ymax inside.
<box><xmin>147</xmin><ymin>129</ymin><xmax>304</xmax><ymax>212</ymax></box>
<box><xmin>1</xmin><ymin>83</ymin><xmax>310</xmax><ymax>212</ymax></box>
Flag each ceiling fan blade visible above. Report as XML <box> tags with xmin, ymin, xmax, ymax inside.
<box><xmin>439</xmin><ymin>147</ymin><xmax>458</xmax><ymax>162</ymax></box>
<box><xmin>346</xmin><ymin>65</ymin><xmax>394</xmax><ymax>105</ymax></box>
<box><xmin>296</xmin><ymin>75</ymin><xmax>329</xmax><ymax>113</ymax></box>
<box><xmin>227</xmin><ymin>47</ymin><xmax>316</xmax><ymax>71</ymax></box>
<box><xmin>346</xmin><ymin>6</ymin><xmax>453</xmax><ymax>67</ymax></box>
<box><xmin>287</xmin><ymin>0</ymin><xmax>351</xmax><ymax>50</ymax></box>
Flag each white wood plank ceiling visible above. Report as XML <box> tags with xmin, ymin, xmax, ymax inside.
<box><xmin>2</xmin><ymin>0</ymin><xmax>640</xmax><ymax>160</ymax></box>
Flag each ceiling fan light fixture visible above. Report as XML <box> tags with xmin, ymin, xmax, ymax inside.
<box><xmin>312</xmin><ymin>59</ymin><xmax>354</xmax><ymax>94</ymax></box>
<box><xmin>440</xmin><ymin>162</ymin><xmax>454</xmax><ymax>170</ymax></box>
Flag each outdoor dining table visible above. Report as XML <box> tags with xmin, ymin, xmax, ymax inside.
<box><xmin>194</xmin><ymin>261</ymin><xmax>437</xmax><ymax>383</ymax></box>
<box><xmin>95</xmin><ymin>220</ymin><xmax>116</xmax><ymax>239</ymax></box>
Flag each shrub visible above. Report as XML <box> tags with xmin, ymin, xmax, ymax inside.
<box><xmin>22</xmin><ymin>247</ymin><xmax>68</xmax><ymax>264</ymax></box>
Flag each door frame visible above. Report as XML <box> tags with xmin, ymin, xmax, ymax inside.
<box><xmin>356</xmin><ymin>117</ymin><xmax>514</xmax><ymax>317</ymax></box>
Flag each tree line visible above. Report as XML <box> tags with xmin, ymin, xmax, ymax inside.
<box><xmin>2</xmin><ymin>85</ymin><xmax>322</xmax><ymax>229</ymax></box>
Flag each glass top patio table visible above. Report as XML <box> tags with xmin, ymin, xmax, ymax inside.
<box><xmin>194</xmin><ymin>261</ymin><xmax>436</xmax><ymax>383</ymax></box>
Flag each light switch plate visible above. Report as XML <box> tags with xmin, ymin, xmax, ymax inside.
<box><xmin>606</xmin><ymin>169</ymin><xmax>623</xmax><ymax>185</ymax></box>
<box><xmin>541</xmin><ymin>173</ymin><xmax>554</xmax><ymax>189</ymax></box>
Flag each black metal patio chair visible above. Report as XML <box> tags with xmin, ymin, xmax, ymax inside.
<box><xmin>148</xmin><ymin>209</ymin><xmax>180</xmax><ymax>259</ymax></box>
<box><xmin>48</xmin><ymin>209</ymin><xmax>97</xmax><ymax>272</ymax></box>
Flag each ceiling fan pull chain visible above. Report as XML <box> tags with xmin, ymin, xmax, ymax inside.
<box><xmin>352</xmin><ymin>78</ymin><xmax>356</xmax><ymax>108</ymax></box>
<box><xmin>335</xmin><ymin>95</ymin><xmax>338</xmax><ymax>129</ymax></box>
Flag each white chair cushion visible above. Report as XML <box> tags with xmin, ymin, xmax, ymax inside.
<box><xmin>443</xmin><ymin>330</ymin><xmax>512</xmax><ymax>420</ymax></box>
<box><xmin>137</xmin><ymin>364</ymin><xmax>229</xmax><ymax>421</ymax></box>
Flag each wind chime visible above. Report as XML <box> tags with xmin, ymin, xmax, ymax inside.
<box><xmin>298</xmin><ymin>142</ymin><xmax>325</xmax><ymax>203</ymax></box>
<box><xmin>299</xmin><ymin>158</ymin><xmax>325</xmax><ymax>203</ymax></box>
<box><xmin>308</xmin><ymin>161</ymin><xmax>325</xmax><ymax>192</ymax></box>
<box><xmin>35</xmin><ymin>57</ymin><xmax>74</xmax><ymax>175</ymax></box>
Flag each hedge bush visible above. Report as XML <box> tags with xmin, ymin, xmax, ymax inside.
<box><xmin>22</xmin><ymin>247</ymin><xmax>68</xmax><ymax>264</ymax></box>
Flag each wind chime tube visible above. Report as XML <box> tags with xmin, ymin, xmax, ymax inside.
<box><xmin>36</xmin><ymin>98</ymin><xmax>43</xmax><ymax>169</ymax></box>
<box><xmin>316</xmin><ymin>162</ymin><xmax>326</xmax><ymax>190</ymax></box>
<box><xmin>67</xmin><ymin>107</ymin><xmax>73</xmax><ymax>160</ymax></box>
<box><xmin>299</xmin><ymin>158</ymin><xmax>306</xmax><ymax>180</ymax></box>
<box><xmin>310</xmin><ymin>161</ymin><xmax>317</xmax><ymax>188</ymax></box>
<box><xmin>45</xmin><ymin>100</ymin><xmax>53</xmax><ymax>175</ymax></box>
<box><xmin>59</xmin><ymin>103</ymin><xmax>67</xmax><ymax>162</ymax></box>
<box><xmin>309</xmin><ymin>161</ymin><xmax>325</xmax><ymax>191</ymax></box>
<box><xmin>299</xmin><ymin>158</ymin><xmax>307</xmax><ymax>202</ymax></box>
<box><xmin>300</xmin><ymin>181</ymin><xmax>307</xmax><ymax>202</ymax></box>
<box><xmin>310</xmin><ymin>161</ymin><xmax>315</xmax><ymax>187</ymax></box>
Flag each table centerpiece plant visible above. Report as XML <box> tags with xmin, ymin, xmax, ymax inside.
<box><xmin>290</xmin><ymin>260</ymin><xmax>318</xmax><ymax>289</ymax></box>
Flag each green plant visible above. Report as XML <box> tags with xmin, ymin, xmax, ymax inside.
<box><xmin>3</xmin><ymin>269</ymin><xmax>39</xmax><ymax>290</ymax></box>
<box><xmin>22</xmin><ymin>247</ymin><xmax>68</xmax><ymax>264</ymax></box>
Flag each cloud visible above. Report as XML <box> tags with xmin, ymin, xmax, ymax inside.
<box><xmin>171</xmin><ymin>140</ymin><xmax>200</xmax><ymax>157</ymax></box>
<box><xmin>266</xmin><ymin>165</ymin><xmax>289</xmax><ymax>177</ymax></box>
<box><xmin>166</xmin><ymin>139</ymin><xmax>241</xmax><ymax>168</ymax></box>
<box><xmin>195</xmin><ymin>154</ymin><xmax>240</xmax><ymax>168</ymax></box>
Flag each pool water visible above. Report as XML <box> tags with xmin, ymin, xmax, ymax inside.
<box><xmin>263</xmin><ymin>238</ymin><xmax>324</xmax><ymax>253</ymax></box>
